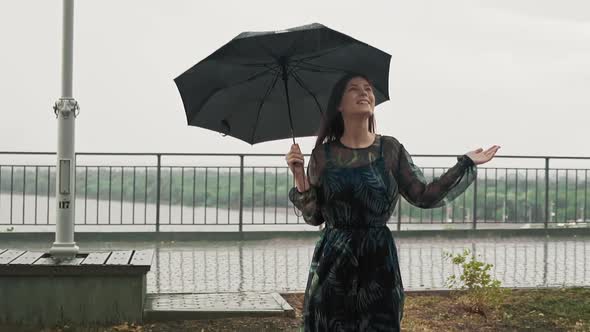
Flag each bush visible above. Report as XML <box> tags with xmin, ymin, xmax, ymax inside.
<box><xmin>443</xmin><ymin>248</ymin><xmax>509</xmax><ymax>317</ymax></box>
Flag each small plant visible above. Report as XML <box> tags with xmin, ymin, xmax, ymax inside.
<box><xmin>443</xmin><ymin>248</ymin><xmax>509</xmax><ymax>317</ymax></box>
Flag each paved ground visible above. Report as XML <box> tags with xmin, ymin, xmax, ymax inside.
<box><xmin>4</xmin><ymin>234</ymin><xmax>589</xmax><ymax>293</ymax></box>
<box><xmin>144</xmin><ymin>292</ymin><xmax>294</xmax><ymax>320</ymax></box>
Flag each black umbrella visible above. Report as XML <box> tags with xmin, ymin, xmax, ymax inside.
<box><xmin>174</xmin><ymin>23</ymin><xmax>391</xmax><ymax>145</ymax></box>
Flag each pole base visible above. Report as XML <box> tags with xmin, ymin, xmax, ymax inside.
<box><xmin>49</xmin><ymin>242</ymin><xmax>79</xmax><ymax>259</ymax></box>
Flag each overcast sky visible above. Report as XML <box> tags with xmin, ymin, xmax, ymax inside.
<box><xmin>1</xmin><ymin>0</ymin><xmax>589</xmax><ymax>164</ymax></box>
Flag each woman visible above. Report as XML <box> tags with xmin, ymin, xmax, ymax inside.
<box><xmin>285</xmin><ymin>73</ymin><xmax>500</xmax><ymax>331</ymax></box>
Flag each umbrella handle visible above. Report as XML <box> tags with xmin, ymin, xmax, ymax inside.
<box><xmin>285</xmin><ymin>86</ymin><xmax>296</xmax><ymax>145</ymax></box>
<box><xmin>280</xmin><ymin>56</ymin><xmax>297</xmax><ymax>146</ymax></box>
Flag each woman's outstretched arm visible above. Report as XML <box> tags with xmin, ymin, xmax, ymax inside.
<box><xmin>395</xmin><ymin>144</ymin><xmax>497</xmax><ymax>209</ymax></box>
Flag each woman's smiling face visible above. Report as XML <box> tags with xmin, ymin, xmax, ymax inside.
<box><xmin>338</xmin><ymin>76</ymin><xmax>375</xmax><ymax>117</ymax></box>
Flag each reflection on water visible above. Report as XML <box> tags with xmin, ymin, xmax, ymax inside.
<box><xmin>3</xmin><ymin>235</ymin><xmax>588</xmax><ymax>293</ymax></box>
<box><xmin>145</xmin><ymin>236</ymin><xmax>590</xmax><ymax>293</ymax></box>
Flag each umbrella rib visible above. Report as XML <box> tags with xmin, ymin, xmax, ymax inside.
<box><xmin>297</xmin><ymin>60</ymin><xmax>389</xmax><ymax>99</ymax></box>
<box><xmin>239</xmin><ymin>63</ymin><xmax>282</xmax><ymax>75</ymax></box>
<box><xmin>253</xmin><ymin>37</ymin><xmax>289</xmax><ymax>64</ymax></box>
<box><xmin>291</xmin><ymin>71</ymin><xmax>325</xmax><ymax>119</ymax></box>
<box><xmin>282</xmin><ymin>30</ymin><xmax>307</xmax><ymax>60</ymax></box>
<box><xmin>223</xmin><ymin>66</ymin><xmax>278</xmax><ymax>89</ymax></box>
<box><xmin>294</xmin><ymin>61</ymin><xmax>348</xmax><ymax>74</ymax></box>
<box><xmin>290</xmin><ymin>43</ymin><xmax>350</xmax><ymax>65</ymax></box>
<box><xmin>249</xmin><ymin>71</ymin><xmax>281</xmax><ymax>143</ymax></box>
<box><xmin>263</xmin><ymin>63</ymin><xmax>282</xmax><ymax>76</ymax></box>
<box><xmin>239</xmin><ymin>43</ymin><xmax>351</xmax><ymax>75</ymax></box>
<box><xmin>189</xmin><ymin>66</ymin><xmax>277</xmax><ymax>124</ymax></box>
<box><xmin>241</xmin><ymin>30</ymin><xmax>307</xmax><ymax>66</ymax></box>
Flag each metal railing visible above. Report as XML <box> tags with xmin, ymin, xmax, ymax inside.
<box><xmin>0</xmin><ymin>152</ymin><xmax>588</xmax><ymax>231</ymax></box>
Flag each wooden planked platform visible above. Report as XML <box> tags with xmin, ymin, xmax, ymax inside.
<box><xmin>0</xmin><ymin>249</ymin><xmax>153</xmax><ymax>276</ymax></box>
<box><xmin>0</xmin><ymin>248</ymin><xmax>153</xmax><ymax>325</ymax></box>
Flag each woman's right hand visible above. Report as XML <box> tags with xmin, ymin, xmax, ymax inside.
<box><xmin>286</xmin><ymin>143</ymin><xmax>305</xmax><ymax>176</ymax></box>
<box><xmin>286</xmin><ymin>144</ymin><xmax>310</xmax><ymax>193</ymax></box>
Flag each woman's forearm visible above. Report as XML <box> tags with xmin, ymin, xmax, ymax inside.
<box><xmin>294</xmin><ymin>172</ymin><xmax>310</xmax><ymax>192</ymax></box>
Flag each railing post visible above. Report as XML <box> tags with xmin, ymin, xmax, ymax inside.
<box><xmin>472</xmin><ymin>175</ymin><xmax>478</xmax><ymax>229</ymax></box>
<box><xmin>156</xmin><ymin>154</ymin><xmax>161</xmax><ymax>232</ymax></box>
<box><xmin>239</xmin><ymin>155</ymin><xmax>244</xmax><ymax>233</ymax></box>
<box><xmin>545</xmin><ymin>157</ymin><xmax>550</xmax><ymax>229</ymax></box>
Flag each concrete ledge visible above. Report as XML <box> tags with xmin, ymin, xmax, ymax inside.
<box><xmin>0</xmin><ymin>250</ymin><xmax>153</xmax><ymax>326</ymax></box>
<box><xmin>0</xmin><ymin>227</ymin><xmax>588</xmax><ymax>242</ymax></box>
<box><xmin>0</xmin><ymin>275</ymin><xmax>147</xmax><ymax>326</ymax></box>
<box><xmin>282</xmin><ymin>285</ymin><xmax>590</xmax><ymax>299</ymax></box>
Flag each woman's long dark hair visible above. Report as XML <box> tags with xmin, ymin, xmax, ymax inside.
<box><xmin>314</xmin><ymin>73</ymin><xmax>376</xmax><ymax>148</ymax></box>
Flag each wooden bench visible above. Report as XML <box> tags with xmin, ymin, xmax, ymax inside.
<box><xmin>0</xmin><ymin>249</ymin><xmax>153</xmax><ymax>326</ymax></box>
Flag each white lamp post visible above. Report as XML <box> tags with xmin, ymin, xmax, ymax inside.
<box><xmin>50</xmin><ymin>0</ymin><xmax>79</xmax><ymax>258</ymax></box>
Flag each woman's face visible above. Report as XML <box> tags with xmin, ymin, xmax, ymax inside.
<box><xmin>338</xmin><ymin>76</ymin><xmax>375</xmax><ymax>118</ymax></box>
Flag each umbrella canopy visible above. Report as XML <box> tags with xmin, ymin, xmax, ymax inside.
<box><xmin>174</xmin><ymin>23</ymin><xmax>391</xmax><ymax>145</ymax></box>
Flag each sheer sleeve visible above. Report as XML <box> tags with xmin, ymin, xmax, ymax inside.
<box><xmin>395</xmin><ymin>143</ymin><xmax>477</xmax><ymax>209</ymax></box>
<box><xmin>288</xmin><ymin>147</ymin><xmax>325</xmax><ymax>226</ymax></box>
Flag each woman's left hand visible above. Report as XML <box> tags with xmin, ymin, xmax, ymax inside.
<box><xmin>465</xmin><ymin>145</ymin><xmax>501</xmax><ymax>165</ymax></box>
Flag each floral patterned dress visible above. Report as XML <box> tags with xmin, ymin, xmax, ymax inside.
<box><xmin>289</xmin><ymin>134</ymin><xmax>477</xmax><ymax>331</ymax></box>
